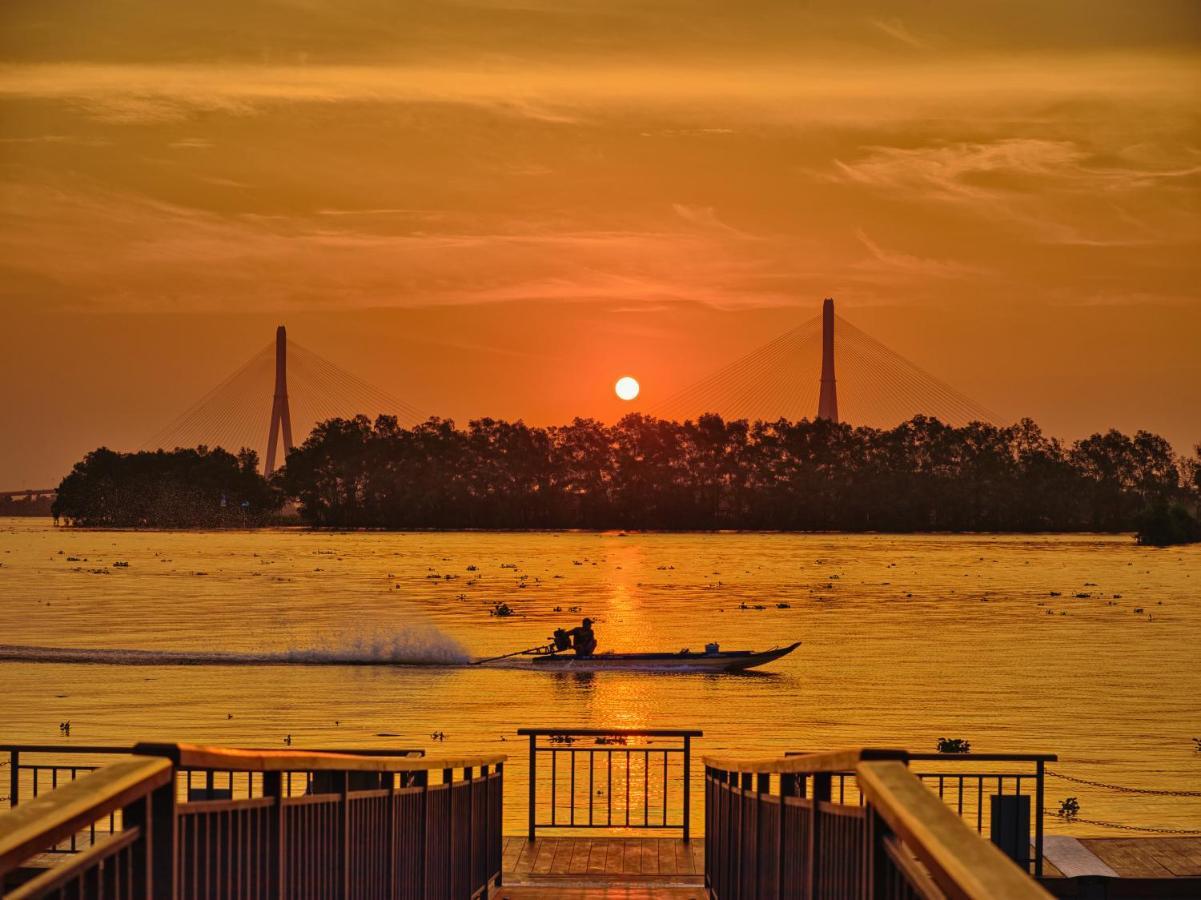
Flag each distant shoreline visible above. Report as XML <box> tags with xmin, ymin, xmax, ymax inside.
<box><xmin>2</xmin><ymin>515</ymin><xmax>1153</xmax><ymax>540</ymax></box>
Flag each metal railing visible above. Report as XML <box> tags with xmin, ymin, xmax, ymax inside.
<box><xmin>0</xmin><ymin>742</ymin><xmax>502</xmax><ymax>899</ymax></box>
<box><xmin>785</xmin><ymin>750</ymin><xmax>1056</xmax><ymax>876</ymax></box>
<box><xmin>2</xmin><ymin>743</ymin><xmax>426</xmax><ymax>858</ymax></box>
<box><xmin>705</xmin><ymin>748</ymin><xmax>1051</xmax><ymax>900</ymax></box>
<box><xmin>3</xmin><ymin>744</ymin><xmax>424</xmax><ymax>804</ymax></box>
<box><xmin>517</xmin><ymin>727</ymin><xmax>702</xmax><ymax>842</ymax></box>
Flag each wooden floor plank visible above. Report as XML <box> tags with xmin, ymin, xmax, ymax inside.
<box><xmin>673</xmin><ymin>839</ymin><xmax>693</xmax><ymax>875</ymax></box>
<box><xmin>569</xmin><ymin>838</ymin><xmax>593</xmax><ymax>873</ymax></box>
<box><xmin>521</xmin><ymin>841</ymin><xmax>550</xmax><ymax>874</ymax></box>
<box><xmin>532</xmin><ymin>838</ymin><xmax>559</xmax><ymax>875</ymax></box>
<box><xmin>605</xmin><ymin>836</ymin><xmax>624</xmax><ymax>869</ymax></box>
<box><xmin>621</xmin><ymin>837</ymin><xmax>643</xmax><ymax>875</ymax></box>
<box><xmin>639</xmin><ymin>838</ymin><xmax>660</xmax><ymax>875</ymax></box>
<box><xmin>502</xmin><ymin>837</ymin><xmax>524</xmax><ymax>874</ymax></box>
<box><xmin>657</xmin><ymin>839</ymin><xmax>676</xmax><ymax>874</ymax></box>
<box><xmin>549</xmin><ymin>838</ymin><xmax>575</xmax><ymax>875</ymax></box>
<box><xmin>1081</xmin><ymin>838</ymin><xmax>1175</xmax><ymax>878</ymax></box>
<box><xmin>587</xmin><ymin>839</ymin><xmax>610</xmax><ymax>874</ymax></box>
<box><xmin>1139</xmin><ymin>838</ymin><xmax>1201</xmax><ymax>877</ymax></box>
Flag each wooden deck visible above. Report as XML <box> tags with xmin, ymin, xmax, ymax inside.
<box><xmin>492</xmin><ymin>889</ymin><xmax>704</xmax><ymax>899</ymax></box>
<box><xmin>500</xmin><ymin>836</ymin><xmax>705</xmax><ymax>885</ymax></box>
<box><xmin>490</xmin><ymin>835</ymin><xmax>1201</xmax><ymax>899</ymax></box>
<box><xmin>1043</xmin><ymin>838</ymin><xmax>1201</xmax><ymax>879</ymax></box>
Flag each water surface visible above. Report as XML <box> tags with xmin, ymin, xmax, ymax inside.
<box><xmin>1</xmin><ymin>518</ymin><xmax>1198</xmax><ymax>835</ymax></box>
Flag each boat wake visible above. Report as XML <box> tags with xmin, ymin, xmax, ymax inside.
<box><xmin>0</xmin><ymin>626</ymin><xmax>471</xmax><ymax>668</ymax></box>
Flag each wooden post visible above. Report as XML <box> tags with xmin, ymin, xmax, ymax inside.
<box><xmin>8</xmin><ymin>750</ymin><xmax>17</xmax><ymax>808</ymax></box>
<box><xmin>263</xmin><ymin>771</ymin><xmax>284</xmax><ymax>899</ymax></box>
<box><xmin>806</xmin><ymin>772</ymin><xmax>831</xmax><ymax>898</ymax></box>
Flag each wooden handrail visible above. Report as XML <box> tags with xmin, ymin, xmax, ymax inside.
<box><xmin>517</xmin><ymin>728</ymin><xmax>703</xmax><ymax>737</ymax></box>
<box><xmin>2</xmin><ymin>743</ymin><xmax>424</xmax><ymax>757</ymax></box>
<box><xmin>703</xmin><ymin>747</ymin><xmax>908</xmax><ymax>774</ymax></box>
<box><xmin>857</xmin><ymin>760</ymin><xmax>1052</xmax><ymax>900</ymax></box>
<box><xmin>133</xmin><ymin>742</ymin><xmax>502</xmax><ymax>772</ymax></box>
<box><xmin>0</xmin><ymin>744</ymin><xmax>135</xmax><ymax>754</ymax></box>
<box><xmin>0</xmin><ymin>757</ymin><xmax>171</xmax><ymax>874</ymax></box>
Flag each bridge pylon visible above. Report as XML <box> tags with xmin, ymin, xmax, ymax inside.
<box><xmin>263</xmin><ymin>325</ymin><xmax>294</xmax><ymax>476</ymax></box>
<box><xmin>817</xmin><ymin>297</ymin><xmax>839</xmax><ymax>422</ymax></box>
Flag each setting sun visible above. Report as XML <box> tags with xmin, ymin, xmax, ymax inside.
<box><xmin>615</xmin><ymin>376</ymin><xmax>640</xmax><ymax>401</ymax></box>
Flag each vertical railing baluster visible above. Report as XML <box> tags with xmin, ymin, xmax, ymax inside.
<box><xmin>8</xmin><ymin>750</ymin><xmax>17</xmax><ymax>808</ymax></box>
<box><xmin>1035</xmin><ymin>759</ymin><xmax>1045</xmax><ymax>878</ymax></box>
<box><xmin>444</xmin><ymin>767</ymin><xmax>455</xmax><ymax>895</ymax></box>
<box><xmin>266</xmin><ymin>771</ymin><xmax>284</xmax><ymax>899</ymax></box>
<box><xmin>683</xmin><ymin>736</ymin><xmax>691</xmax><ymax>843</ymax></box>
<box><xmin>779</xmin><ymin>772</ymin><xmax>797</xmax><ymax>899</ymax></box>
<box><xmin>807</xmin><ymin>771</ymin><xmax>831</xmax><ymax>898</ymax></box>
<box><xmin>336</xmin><ymin>770</ymin><xmax>349</xmax><ymax>898</ymax></box>
<box><xmin>607</xmin><ymin>751</ymin><xmax>613</xmax><ymax>826</ymax></box>
<box><xmin>977</xmin><ymin>777</ymin><xmax>983</xmax><ymax>832</ymax></box>
<box><xmin>663</xmin><ymin>751</ymin><xmax>669</xmax><ymax>827</ymax></box>
<box><xmin>527</xmin><ymin>734</ymin><xmax>536</xmax><ymax>842</ymax></box>
<box><xmin>644</xmin><ymin>753</ymin><xmax>649</xmax><ymax>826</ymax></box>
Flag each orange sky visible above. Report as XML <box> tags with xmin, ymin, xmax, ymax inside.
<box><xmin>1</xmin><ymin>1</ymin><xmax>1199</xmax><ymax>486</ymax></box>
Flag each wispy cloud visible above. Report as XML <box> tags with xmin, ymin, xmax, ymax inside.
<box><xmin>868</xmin><ymin>17</ymin><xmax>927</xmax><ymax>49</ymax></box>
<box><xmin>854</xmin><ymin>229</ymin><xmax>983</xmax><ymax>278</ymax></box>
<box><xmin>831</xmin><ymin>139</ymin><xmax>1201</xmax><ymax>246</ymax></box>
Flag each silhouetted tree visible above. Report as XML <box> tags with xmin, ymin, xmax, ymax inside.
<box><xmin>53</xmin><ymin>446</ymin><xmax>280</xmax><ymax>527</ymax></box>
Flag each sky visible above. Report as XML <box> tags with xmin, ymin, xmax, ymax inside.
<box><xmin>1</xmin><ymin>1</ymin><xmax>1199</xmax><ymax>486</ymax></box>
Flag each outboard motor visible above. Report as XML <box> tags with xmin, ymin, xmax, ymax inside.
<box><xmin>551</xmin><ymin>628</ymin><xmax>572</xmax><ymax>652</ymax></box>
<box><xmin>705</xmin><ymin>641</ymin><xmax>720</xmax><ymax>655</ymax></box>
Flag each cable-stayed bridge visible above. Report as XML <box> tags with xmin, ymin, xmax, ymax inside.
<box><xmin>38</xmin><ymin>299</ymin><xmax>998</xmax><ymax>483</ymax></box>
<box><xmin>142</xmin><ymin>327</ymin><xmax>426</xmax><ymax>475</ymax></box>
<box><xmin>652</xmin><ymin>298</ymin><xmax>998</xmax><ymax>427</ymax></box>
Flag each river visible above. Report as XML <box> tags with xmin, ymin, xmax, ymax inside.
<box><xmin>1</xmin><ymin>517</ymin><xmax>1198</xmax><ymax>835</ymax></box>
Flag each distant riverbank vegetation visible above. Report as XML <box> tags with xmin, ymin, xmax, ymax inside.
<box><xmin>52</xmin><ymin>414</ymin><xmax>1200</xmax><ymax>539</ymax></box>
<box><xmin>53</xmin><ymin>446</ymin><xmax>282</xmax><ymax>527</ymax></box>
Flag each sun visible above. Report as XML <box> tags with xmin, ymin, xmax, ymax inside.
<box><xmin>615</xmin><ymin>376</ymin><xmax>640</xmax><ymax>401</ymax></box>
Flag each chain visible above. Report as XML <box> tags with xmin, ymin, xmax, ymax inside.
<box><xmin>1046</xmin><ymin>813</ymin><xmax>1201</xmax><ymax>835</ymax></box>
<box><xmin>1047</xmin><ymin>769</ymin><xmax>1201</xmax><ymax>797</ymax></box>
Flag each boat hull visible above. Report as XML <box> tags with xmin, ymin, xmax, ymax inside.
<box><xmin>527</xmin><ymin>641</ymin><xmax>800</xmax><ymax>673</ymax></box>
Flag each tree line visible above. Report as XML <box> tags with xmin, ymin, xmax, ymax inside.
<box><xmin>52</xmin><ymin>446</ymin><xmax>281</xmax><ymax>527</ymax></box>
<box><xmin>51</xmin><ymin>414</ymin><xmax>1200</xmax><ymax>537</ymax></box>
